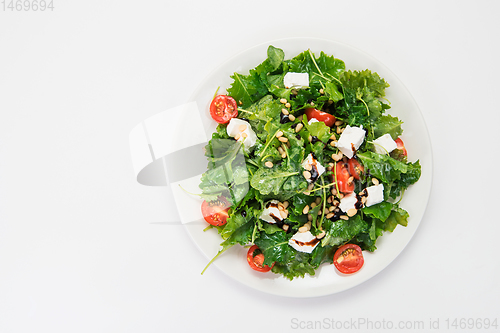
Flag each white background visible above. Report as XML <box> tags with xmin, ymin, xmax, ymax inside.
<box><xmin>1</xmin><ymin>1</ymin><xmax>499</xmax><ymax>332</ymax></box>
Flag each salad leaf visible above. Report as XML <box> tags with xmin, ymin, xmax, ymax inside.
<box><xmin>250</xmin><ymin>166</ymin><xmax>299</xmax><ymax>196</ymax></box>
<box><xmin>373</xmin><ymin>115</ymin><xmax>403</xmax><ymax>140</ymax></box>
<box><xmin>357</xmin><ymin>151</ymin><xmax>408</xmax><ymax>183</ymax></box>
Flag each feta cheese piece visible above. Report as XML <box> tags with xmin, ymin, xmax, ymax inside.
<box><xmin>365</xmin><ymin>184</ymin><xmax>384</xmax><ymax>207</ymax></box>
<box><xmin>339</xmin><ymin>191</ymin><xmax>359</xmax><ymax>213</ymax></box>
<box><xmin>308</xmin><ymin>118</ymin><xmax>319</xmax><ymax>125</ymax></box>
<box><xmin>259</xmin><ymin>200</ymin><xmax>283</xmax><ymax>224</ymax></box>
<box><xmin>283</xmin><ymin>72</ymin><xmax>309</xmax><ymax>89</ymax></box>
<box><xmin>288</xmin><ymin>230</ymin><xmax>320</xmax><ymax>253</ymax></box>
<box><xmin>226</xmin><ymin>118</ymin><xmax>257</xmax><ymax>150</ymax></box>
<box><xmin>301</xmin><ymin>153</ymin><xmax>326</xmax><ymax>182</ymax></box>
<box><xmin>337</xmin><ymin>125</ymin><xmax>366</xmax><ymax>158</ymax></box>
<box><xmin>372</xmin><ymin>134</ymin><xmax>397</xmax><ymax>155</ymax></box>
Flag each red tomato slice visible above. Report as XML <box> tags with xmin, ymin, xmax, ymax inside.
<box><xmin>335</xmin><ymin>161</ymin><xmax>354</xmax><ymax>193</ymax></box>
<box><xmin>395</xmin><ymin>138</ymin><xmax>408</xmax><ymax>156</ymax></box>
<box><xmin>247</xmin><ymin>245</ymin><xmax>274</xmax><ymax>272</ymax></box>
<box><xmin>333</xmin><ymin>244</ymin><xmax>364</xmax><ymax>274</ymax></box>
<box><xmin>347</xmin><ymin>158</ymin><xmax>364</xmax><ymax>180</ymax></box>
<box><xmin>209</xmin><ymin>95</ymin><xmax>238</xmax><ymax>124</ymax></box>
<box><xmin>201</xmin><ymin>198</ymin><xmax>229</xmax><ymax>226</ymax></box>
<box><xmin>305</xmin><ymin>108</ymin><xmax>336</xmax><ymax>127</ymax></box>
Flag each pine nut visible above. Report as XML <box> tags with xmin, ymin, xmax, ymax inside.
<box><xmin>336</xmin><ymin>126</ymin><xmax>342</xmax><ymax>134</ymax></box>
<box><xmin>235</xmin><ymin>133</ymin><xmax>241</xmax><ymax>140</ymax></box>
<box><xmin>327</xmin><ymin>196</ymin><xmax>332</xmax><ymax>204</ymax></box>
<box><xmin>331</xmin><ymin>188</ymin><xmax>337</xmax><ymax>195</ymax></box>
<box><xmin>286</xmin><ymin>141</ymin><xmax>291</xmax><ymax>148</ymax></box>
<box><xmin>283</xmin><ymin>224</ymin><xmax>289</xmax><ymax>232</ymax></box>
<box><xmin>302</xmin><ymin>205</ymin><xmax>310</xmax><ymax>214</ymax></box>
<box><xmin>316</xmin><ymin>231</ymin><xmax>326</xmax><ymax>239</ymax></box>
<box><xmin>326</xmin><ymin>213</ymin><xmax>334</xmax><ymax>219</ymax></box>
<box><xmin>361</xmin><ymin>196</ymin><xmax>367</xmax><ymax>204</ymax></box>
<box><xmin>280</xmin><ymin>98</ymin><xmax>287</xmax><ymax>104</ymax></box>
<box><xmin>278</xmin><ymin>147</ymin><xmax>284</xmax><ymax>154</ymax></box>
<box><xmin>278</xmin><ymin>137</ymin><xmax>288</xmax><ymax>143</ymax></box>
<box><xmin>308</xmin><ymin>135</ymin><xmax>313</xmax><ymax>142</ymax></box>
<box><xmin>347</xmin><ymin>208</ymin><xmax>357</xmax><ymax>217</ymax></box>
<box><xmin>297</xmin><ymin>115</ymin><xmax>303</xmax><ymax>122</ymax></box>
<box><xmin>329</xmin><ymin>206</ymin><xmax>335</xmax><ymax>212</ymax></box>
<box><xmin>295</xmin><ymin>123</ymin><xmax>303</xmax><ymax>133</ymax></box>
<box><xmin>281</xmin><ymin>152</ymin><xmax>287</xmax><ymax>158</ymax></box>
<box><xmin>241</xmin><ymin>132</ymin><xmax>247</xmax><ymax>138</ymax></box>
<box><xmin>289</xmin><ymin>114</ymin><xmax>296</xmax><ymax>121</ymax></box>
<box><xmin>304</xmin><ymin>163</ymin><xmax>312</xmax><ymax>171</ymax></box>
<box><xmin>310</xmin><ymin>102</ymin><xmax>315</xmax><ymax>106</ymax></box>
<box><xmin>308</xmin><ymin>183</ymin><xmax>314</xmax><ymax>190</ymax></box>
<box><xmin>319</xmin><ymin>88</ymin><xmax>324</xmax><ymax>94</ymax></box>
<box><xmin>305</xmin><ymin>222</ymin><xmax>311</xmax><ymax>230</ymax></box>
<box><xmin>347</xmin><ymin>176</ymin><xmax>354</xmax><ymax>184</ymax></box>
<box><xmin>303</xmin><ymin>170</ymin><xmax>311</xmax><ymax>179</ymax></box>
<box><xmin>332</xmin><ymin>153</ymin><xmax>342</xmax><ymax>161</ymax></box>
<box><xmin>372</xmin><ymin>178</ymin><xmax>379</xmax><ymax>185</ymax></box>
<box><xmin>282</xmin><ymin>108</ymin><xmax>289</xmax><ymax>115</ymax></box>
<box><xmin>285</xmin><ymin>102</ymin><xmax>291</xmax><ymax>108</ymax></box>
<box><xmin>283</xmin><ymin>201</ymin><xmax>289</xmax><ymax>208</ymax></box>
<box><xmin>276</xmin><ymin>130</ymin><xmax>283</xmax><ymax>138</ymax></box>
<box><xmin>330</xmin><ymin>140</ymin><xmax>336</xmax><ymax>147</ymax></box>
<box><xmin>315</xmin><ymin>197</ymin><xmax>321</xmax><ymax>205</ymax></box>
<box><xmin>265</xmin><ymin>161</ymin><xmax>273</xmax><ymax>168</ymax></box>
<box><xmin>340</xmin><ymin>215</ymin><xmax>349</xmax><ymax>220</ymax></box>
<box><xmin>335</xmin><ymin>120</ymin><xmax>343</xmax><ymax>126</ymax></box>
<box><xmin>299</xmin><ymin>226</ymin><xmax>308</xmax><ymax>233</ymax></box>
<box><xmin>330</xmin><ymin>134</ymin><xmax>337</xmax><ymax>141</ymax></box>
<box><xmin>280</xmin><ymin>209</ymin><xmax>288</xmax><ymax>219</ymax></box>
<box><xmin>307</xmin><ymin>214</ymin><xmax>313</xmax><ymax>221</ymax></box>
<box><xmin>239</xmin><ymin>124</ymin><xmax>247</xmax><ymax>131</ymax></box>
<box><xmin>338</xmin><ymin>193</ymin><xmax>344</xmax><ymax>199</ymax></box>
<box><xmin>310</xmin><ymin>202</ymin><xmax>316</xmax><ymax>208</ymax></box>
<box><xmin>317</xmin><ymin>210</ymin><xmax>322</xmax><ymax>215</ymax></box>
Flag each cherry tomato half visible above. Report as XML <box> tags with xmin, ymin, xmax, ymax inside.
<box><xmin>333</xmin><ymin>244</ymin><xmax>364</xmax><ymax>274</ymax></box>
<box><xmin>335</xmin><ymin>161</ymin><xmax>354</xmax><ymax>193</ymax></box>
<box><xmin>201</xmin><ymin>198</ymin><xmax>229</xmax><ymax>226</ymax></box>
<box><xmin>305</xmin><ymin>108</ymin><xmax>336</xmax><ymax>127</ymax></box>
<box><xmin>247</xmin><ymin>245</ymin><xmax>274</xmax><ymax>272</ymax></box>
<box><xmin>209</xmin><ymin>95</ymin><xmax>238</xmax><ymax>124</ymax></box>
<box><xmin>347</xmin><ymin>158</ymin><xmax>364</xmax><ymax>180</ymax></box>
<box><xmin>395</xmin><ymin>138</ymin><xmax>407</xmax><ymax>156</ymax></box>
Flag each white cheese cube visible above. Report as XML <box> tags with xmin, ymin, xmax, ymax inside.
<box><xmin>259</xmin><ymin>200</ymin><xmax>283</xmax><ymax>224</ymax></box>
<box><xmin>283</xmin><ymin>72</ymin><xmax>309</xmax><ymax>89</ymax></box>
<box><xmin>288</xmin><ymin>230</ymin><xmax>320</xmax><ymax>253</ymax></box>
<box><xmin>365</xmin><ymin>184</ymin><xmax>384</xmax><ymax>207</ymax></box>
<box><xmin>301</xmin><ymin>153</ymin><xmax>326</xmax><ymax>182</ymax></box>
<box><xmin>372</xmin><ymin>133</ymin><xmax>397</xmax><ymax>155</ymax></box>
<box><xmin>339</xmin><ymin>191</ymin><xmax>359</xmax><ymax>213</ymax></box>
<box><xmin>337</xmin><ymin>125</ymin><xmax>366</xmax><ymax>158</ymax></box>
<box><xmin>226</xmin><ymin>118</ymin><xmax>257</xmax><ymax>150</ymax></box>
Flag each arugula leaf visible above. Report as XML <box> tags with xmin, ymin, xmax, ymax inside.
<box><xmin>321</xmin><ymin>215</ymin><xmax>368</xmax><ymax>247</ymax></box>
<box><xmin>362</xmin><ymin>201</ymin><xmax>393</xmax><ymax>222</ymax></box>
<box><xmin>250</xmin><ymin>166</ymin><xmax>299</xmax><ymax>196</ymax></box>
<box><xmin>341</xmin><ymin>69</ymin><xmax>389</xmax><ymax>98</ymax></box>
<box><xmin>373</xmin><ymin>115</ymin><xmax>403</xmax><ymax>140</ymax></box>
<box><xmin>357</xmin><ymin>151</ymin><xmax>408</xmax><ymax>183</ymax></box>
<box><xmin>384</xmin><ymin>207</ymin><xmax>410</xmax><ymax>232</ymax></box>
<box><xmin>254</xmin><ymin>230</ymin><xmax>294</xmax><ymax>266</ymax></box>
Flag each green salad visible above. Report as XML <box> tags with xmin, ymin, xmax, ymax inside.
<box><xmin>199</xmin><ymin>46</ymin><xmax>421</xmax><ymax>279</ymax></box>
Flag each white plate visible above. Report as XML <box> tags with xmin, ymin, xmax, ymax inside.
<box><xmin>186</xmin><ymin>37</ymin><xmax>433</xmax><ymax>297</ymax></box>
